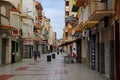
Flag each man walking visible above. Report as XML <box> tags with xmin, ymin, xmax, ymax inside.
<box><xmin>33</xmin><ymin>50</ymin><xmax>38</xmax><ymax>61</ymax></box>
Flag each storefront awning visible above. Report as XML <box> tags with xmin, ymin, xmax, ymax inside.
<box><xmin>75</xmin><ymin>22</ymin><xmax>83</xmax><ymax>32</ymax></box>
<box><xmin>75</xmin><ymin>26</ymin><xmax>83</xmax><ymax>32</ymax></box>
<box><xmin>59</xmin><ymin>39</ymin><xmax>76</xmax><ymax>47</ymax></box>
<box><xmin>82</xmin><ymin>21</ymin><xmax>98</xmax><ymax>28</ymax></box>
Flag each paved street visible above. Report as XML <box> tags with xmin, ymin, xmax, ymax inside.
<box><xmin>0</xmin><ymin>53</ymin><xmax>108</xmax><ymax>80</ymax></box>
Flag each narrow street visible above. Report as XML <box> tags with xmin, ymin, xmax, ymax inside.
<box><xmin>0</xmin><ymin>53</ymin><xmax>108</xmax><ymax>80</ymax></box>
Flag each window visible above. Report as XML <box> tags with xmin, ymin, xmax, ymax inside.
<box><xmin>66</xmin><ymin>11</ymin><xmax>69</xmax><ymax>16</ymax></box>
<box><xmin>66</xmin><ymin>1</ymin><xmax>69</xmax><ymax>6</ymax></box>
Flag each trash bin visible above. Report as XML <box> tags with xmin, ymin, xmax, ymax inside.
<box><xmin>52</xmin><ymin>53</ymin><xmax>55</xmax><ymax>59</ymax></box>
<box><xmin>47</xmin><ymin>54</ymin><xmax>51</xmax><ymax>62</ymax></box>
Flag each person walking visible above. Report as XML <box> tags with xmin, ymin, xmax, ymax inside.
<box><xmin>33</xmin><ymin>50</ymin><xmax>38</xmax><ymax>61</ymax></box>
<box><xmin>57</xmin><ymin>49</ymin><xmax>59</xmax><ymax>55</ymax></box>
<box><xmin>60</xmin><ymin>49</ymin><xmax>62</xmax><ymax>54</ymax></box>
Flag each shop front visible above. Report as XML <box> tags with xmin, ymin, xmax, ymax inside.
<box><xmin>23</xmin><ymin>39</ymin><xmax>33</xmax><ymax>58</ymax></box>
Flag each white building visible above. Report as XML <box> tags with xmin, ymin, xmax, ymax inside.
<box><xmin>21</xmin><ymin>0</ymin><xmax>36</xmax><ymax>58</ymax></box>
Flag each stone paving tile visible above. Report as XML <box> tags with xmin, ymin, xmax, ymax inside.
<box><xmin>0</xmin><ymin>53</ymin><xmax>109</xmax><ymax>80</ymax></box>
<box><xmin>8</xmin><ymin>75</ymin><xmax>34</xmax><ymax>80</ymax></box>
<box><xmin>0</xmin><ymin>74</ymin><xmax>14</xmax><ymax>80</ymax></box>
<box><xmin>32</xmin><ymin>75</ymin><xmax>47</xmax><ymax>80</ymax></box>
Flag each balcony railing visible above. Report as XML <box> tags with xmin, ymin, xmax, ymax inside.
<box><xmin>88</xmin><ymin>1</ymin><xmax>114</xmax><ymax>21</ymax></box>
<box><xmin>89</xmin><ymin>2</ymin><xmax>106</xmax><ymax>15</ymax></box>
<box><xmin>77</xmin><ymin>5</ymin><xmax>99</xmax><ymax>28</ymax></box>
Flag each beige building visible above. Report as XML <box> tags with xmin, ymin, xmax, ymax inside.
<box><xmin>63</xmin><ymin>0</ymin><xmax>116</xmax><ymax>80</ymax></box>
<box><xmin>0</xmin><ymin>0</ymin><xmax>22</xmax><ymax>65</ymax></box>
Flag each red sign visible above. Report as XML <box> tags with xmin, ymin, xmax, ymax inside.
<box><xmin>12</xmin><ymin>30</ymin><xmax>19</xmax><ymax>35</ymax></box>
<box><xmin>42</xmin><ymin>40</ymin><xmax>47</xmax><ymax>44</ymax></box>
<box><xmin>23</xmin><ymin>40</ymin><xmax>34</xmax><ymax>45</ymax></box>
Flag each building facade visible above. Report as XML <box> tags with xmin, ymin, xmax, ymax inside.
<box><xmin>62</xmin><ymin>0</ymin><xmax>119</xmax><ymax>80</ymax></box>
<box><xmin>0</xmin><ymin>0</ymin><xmax>22</xmax><ymax>65</ymax></box>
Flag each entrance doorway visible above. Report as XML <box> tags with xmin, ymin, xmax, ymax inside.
<box><xmin>76</xmin><ymin>39</ymin><xmax>82</xmax><ymax>63</ymax></box>
<box><xmin>11</xmin><ymin>41</ymin><xmax>16</xmax><ymax>63</ymax></box>
<box><xmin>1</xmin><ymin>38</ymin><xmax>7</xmax><ymax>65</ymax></box>
<box><xmin>115</xmin><ymin>21</ymin><xmax>120</xmax><ymax>80</ymax></box>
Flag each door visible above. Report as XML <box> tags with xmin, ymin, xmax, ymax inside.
<box><xmin>11</xmin><ymin>41</ymin><xmax>16</xmax><ymax>63</ymax></box>
<box><xmin>104</xmin><ymin>29</ymin><xmax>110</xmax><ymax>78</ymax></box>
<box><xmin>76</xmin><ymin>39</ymin><xmax>81</xmax><ymax>63</ymax></box>
<box><xmin>1</xmin><ymin>39</ymin><xmax>7</xmax><ymax>65</ymax></box>
<box><xmin>119</xmin><ymin>24</ymin><xmax>120</xmax><ymax>80</ymax></box>
<box><xmin>115</xmin><ymin>21</ymin><xmax>120</xmax><ymax>80</ymax></box>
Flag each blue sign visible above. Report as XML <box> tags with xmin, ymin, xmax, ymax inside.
<box><xmin>91</xmin><ymin>41</ymin><xmax>96</xmax><ymax>70</ymax></box>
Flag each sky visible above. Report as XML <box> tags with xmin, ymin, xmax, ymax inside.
<box><xmin>38</xmin><ymin>0</ymin><xmax>65</xmax><ymax>39</ymax></box>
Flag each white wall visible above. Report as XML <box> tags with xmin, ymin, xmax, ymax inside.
<box><xmin>81</xmin><ymin>38</ymin><xmax>88</xmax><ymax>62</ymax></box>
<box><xmin>22</xmin><ymin>18</ymin><xmax>34</xmax><ymax>38</ymax></box>
<box><xmin>22</xmin><ymin>0</ymin><xmax>36</xmax><ymax>22</ymax></box>
<box><xmin>48</xmin><ymin>27</ymin><xmax>54</xmax><ymax>45</ymax></box>
<box><xmin>10</xmin><ymin>12</ymin><xmax>21</xmax><ymax>29</ymax></box>
<box><xmin>1</xmin><ymin>6</ymin><xmax>9</xmax><ymax>25</ymax></box>
<box><xmin>6</xmin><ymin>38</ymin><xmax>11</xmax><ymax>64</ymax></box>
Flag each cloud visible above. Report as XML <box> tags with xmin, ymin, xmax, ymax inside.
<box><xmin>38</xmin><ymin>0</ymin><xmax>65</xmax><ymax>39</ymax></box>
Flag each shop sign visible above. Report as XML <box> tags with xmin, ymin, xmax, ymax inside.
<box><xmin>23</xmin><ymin>40</ymin><xmax>34</xmax><ymax>45</ymax></box>
<box><xmin>12</xmin><ymin>30</ymin><xmax>19</xmax><ymax>35</ymax></box>
<box><xmin>42</xmin><ymin>40</ymin><xmax>47</xmax><ymax>44</ymax></box>
<box><xmin>91</xmin><ymin>40</ymin><xmax>96</xmax><ymax>70</ymax></box>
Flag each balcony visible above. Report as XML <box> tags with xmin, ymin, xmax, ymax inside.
<box><xmin>89</xmin><ymin>2</ymin><xmax>115</xmax><ymax>21</ymax></box>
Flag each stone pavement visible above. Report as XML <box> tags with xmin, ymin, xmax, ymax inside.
<box><xmin>0</xmin><ymin>53</ymin><xmax>108</xmax><ymax>80</ymax></box>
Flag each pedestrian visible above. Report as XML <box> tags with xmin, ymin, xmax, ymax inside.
<box><xmin>57</xmin><ymin>49</ymin><xmax>59</xmax><ymax>55</ymax></box>
<box><xmin>38</xmin><ymin>51</ymin><xmax>40</xmax><ymax>58</ymax></box>
<box><xmin>60</xmin><ymin>49</ymin><xmax>62</xmax><ymax>54</ymax></box>
<box><xmin>33</xmin><ymin>50</ymin><xmax>38</xmax><ymax>61</ymax></box>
